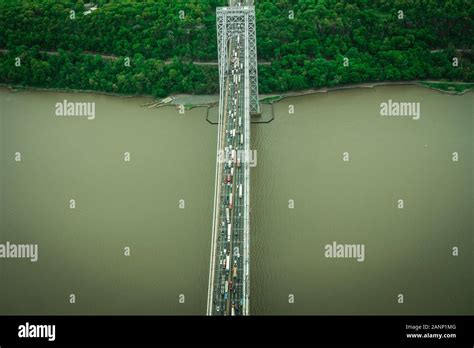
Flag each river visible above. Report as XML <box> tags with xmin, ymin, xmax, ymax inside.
<box><xmin>0</xmin><ymin>85</ymin><xmax>472</xmax><ymax>314</ymax></box>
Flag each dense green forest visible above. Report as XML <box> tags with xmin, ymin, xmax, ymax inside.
<box><xmin>0</xmin><ymin>0</ymin><xmax>472</xmax><ymax>96</ymax></box>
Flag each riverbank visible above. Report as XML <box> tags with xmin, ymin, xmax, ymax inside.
<box><xmin>2</xmin><ymin>80</ymin><xmax>472</xmax><ymax>110</ymax></box>
<box><xmin>262</xmin><ymin>81</ymin><xmax>474</xmax><ymax>104</ymax></box>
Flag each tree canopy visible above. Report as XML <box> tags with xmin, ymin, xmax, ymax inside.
<box><xmin>0</xmin><ymin>0</ymin><xmax>472</xmax><ymax>96</ymax></box>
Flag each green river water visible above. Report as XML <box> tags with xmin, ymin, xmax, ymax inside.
<box><xmin>0</xmin><ymin>85</ymin><xmax>472</xmax><ymax>314</ymax></box>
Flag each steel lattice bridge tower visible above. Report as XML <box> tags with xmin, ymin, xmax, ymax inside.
<box><xmin>217</xmin><ymin>4</ymin><xmax>260</xmax><ymax>114</ymax></box>
<box><xmin>207</xmin><ymin>1</ymin><xmax>259</xmax><ymax>316</ymax></box>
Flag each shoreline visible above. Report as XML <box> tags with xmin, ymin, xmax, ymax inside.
<box><xmin>264</xmin><ymin>81</ymin><xmax>473</xmax><ymax>103</ymax></box>
<box><xmin>1</xmin><ymin>80</ymin><xmax>472</xmax><ymax>108</ymax></box>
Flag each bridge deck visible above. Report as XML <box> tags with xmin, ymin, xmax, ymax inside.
<box><xmin>207</xmin><ymin>5</ymin><xmax>253</xmax><ymax>316</ymax></box>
